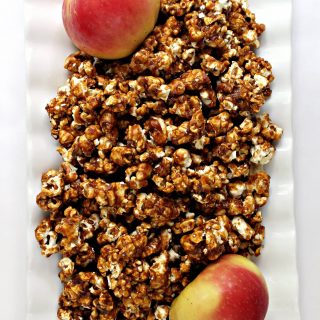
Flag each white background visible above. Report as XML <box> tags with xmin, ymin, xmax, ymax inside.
<box><xmin>0</xmin><ymin>0</ymin><xmax>318</xmax><ymax>319</ymax></box>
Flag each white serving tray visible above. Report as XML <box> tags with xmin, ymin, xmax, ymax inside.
<box><xmin>25</xmin><ymin>0</ymin><xmax>300</xmax><ymax>319</ymax></box>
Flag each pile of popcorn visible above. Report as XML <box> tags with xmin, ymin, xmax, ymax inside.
<box><xmin>35</xmin><ymin>0</ymin><xmax>283</xmax><ymax>319</ymax></box>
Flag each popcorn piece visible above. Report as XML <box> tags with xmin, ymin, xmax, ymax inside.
<box><xmin>250</xmin><ymin>141</ymin><xmax>275</xmax><ymax>165</ymax></box>
<box><xmin>35</xmin><ymin>218</ymin><xmax>59</xmax><ymax>257</ymax></box>
<box><xmin>232</xmin><ymin>217</ymin><xmax>255</xmax><ymax>240</ymax></box>
<box><xmin>173</xmin><ymin>148</ymin><xmax>192</xmax><ymax>168</ymax></box>
<box><xmin>150</xmin><ymin>252</ymin><xmax>170</xmax><ymax>289</ymax></box>
<box><xmin>58</xmin><ymin>257</ymin><xmax>75</xmax><ymax>283</ymax></box>
<box><xmin>155</xmin><ymin>305</ymin><xmax>170</xmax><ymax>320</ymax></box>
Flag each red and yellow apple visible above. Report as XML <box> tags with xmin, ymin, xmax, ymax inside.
<box><xmin>62</xmin><ymin>0</ymin><xmax>160</xmax><ymax>59</ymax></box>
<box><xmin>170</xmin><ymin>254</ymin><xmax>269</xmax><ymax>320</ymax></box>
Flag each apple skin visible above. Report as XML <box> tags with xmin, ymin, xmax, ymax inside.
<box><xmin>170</xmin><ymin>254</ymin><xmax>269</xmax><ymax>320</ymax></box>
<box><xmin>62</xmin><ymin>0</ymin><xmax>160</xmax><ymax>59</ymax></box>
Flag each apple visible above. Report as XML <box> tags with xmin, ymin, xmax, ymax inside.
<box><xmin>62</xmin><ymin>0</ymin><xmax>160</xmax><ymax>59</ymax></box>
<box><xmin>170</xmin><ymin>254</ymin><xmax>269</xmax><ymax>320</ymax></box>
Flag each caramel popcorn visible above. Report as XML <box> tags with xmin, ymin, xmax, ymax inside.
<box><xmin>35</xmin><ymin>0</ymin><xmax>282</xmax><ymax>318</ymax></box>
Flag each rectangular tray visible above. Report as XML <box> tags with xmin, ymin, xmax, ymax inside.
<box><xmin>26</xmin><ymin>0</ymin><xmax>300</xmax><ymax>318</ymax></box>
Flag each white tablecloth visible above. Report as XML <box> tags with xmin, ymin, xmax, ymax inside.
<box><xmin>0</xmin><ymin>0</ymin><xmax>318</xmax><ymax>318</ymax></box>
